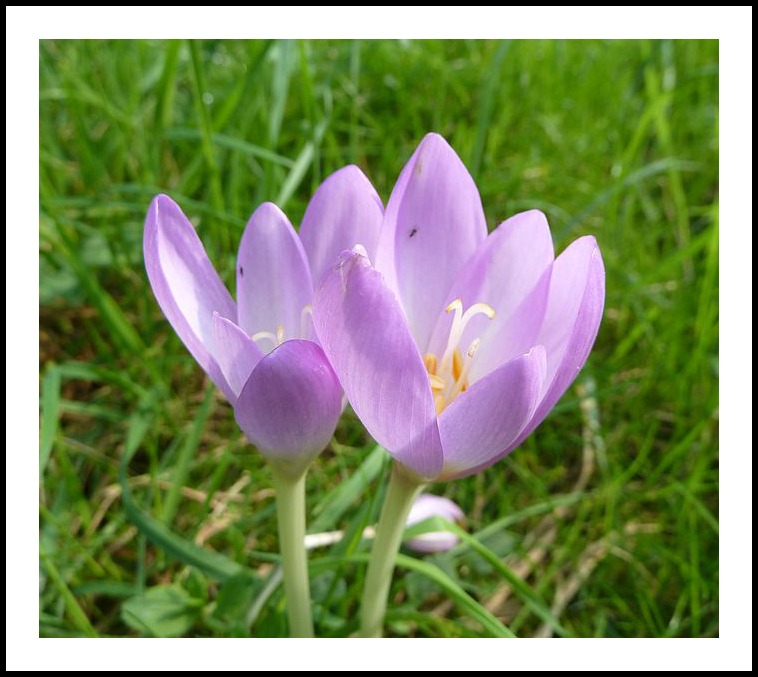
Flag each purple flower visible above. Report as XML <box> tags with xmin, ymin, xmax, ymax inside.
<box><xmin>313</xmin><ymin>133</ymin><xmax>605</xmax><ymax>482</ymax></box>
<box><xmin>404</xmin><ymin>494</ymin><xmax>465</xmax><ymax>554</ymax></box>
<box><xmin>144</xmin><ymin>166</ymin><xmax>383</xmax><ymax>473</ymax></box>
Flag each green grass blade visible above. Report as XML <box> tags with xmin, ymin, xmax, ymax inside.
<box><xmin>311</xmin><ymin>553</ymin><xmax>513</xmax><ymax>637</ymax></box>
<box><xmin>40</xmin><ymin>366</ymin><xmax>62</xmax><ymax>480</ymax></box>
<box><xmin>310</xmin><ymin>444</ymin><xmax>388</xmax><ymax>533</ymax></box>
<box><xmin>161</xmin><ymin>385</ymin><xmax>215</xmax><ymax>525</ymax></box>
<box><xmin>187</xmin><ymin>40</ymin><xmax>226</xmax><ymax>233</ymax></box>
<box><xmin>119</xmin><ymin>404</ymin><xmax>251</xmax><ymax>583</ymax></box>
<box><xmin>275</xmin><ymin>119</ymin><xmax>329</xmax><ymax>209</ymax></box>
<box><xmin>470</xmin><ymin>40</ymin><xmax>509</xmax><ymax>178</ymax></box>
<box><xmin>39</xmin><ymin>549</ymin><xmax>99</xmax><ymax>638</ymax></box>
<box><xmin>405</xmin><ymin>517</ymin><xmax>570</xmax><ymax>637</ymax></box>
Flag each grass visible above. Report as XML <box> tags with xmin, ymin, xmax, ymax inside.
<box><xmin>39</xmin><ymin>39</ymin><xmax>718</xmax><ymax>638</ymax></box>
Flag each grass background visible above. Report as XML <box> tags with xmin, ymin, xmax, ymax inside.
<box><xmin>39</xmin><ymin>39</ymin><xmax>718</xmax><ymax>638</ymax></box>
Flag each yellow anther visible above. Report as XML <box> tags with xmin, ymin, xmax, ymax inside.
<box><xmin>466</xmin><ymin>337</ymin><xmax>481</xmax><ymax>359</ymax></box>
<box><xmin>423</xmin><ymin>352</ymin><xmax>438</xmax><ymax>375</ymax></box>
<box><xmin>470</xmin><ymin>302</ymin><xmax>496</xmax><ymax>321</ymax></box>
<box><xmin>429</xmin><ymin>374</ymin><xmax>446</xmax><ymax>392</ymax></box>
<box><xmin>445</xmin><ymin>298</ymin><xmax>463</xmax><ymax>314</ymax></box>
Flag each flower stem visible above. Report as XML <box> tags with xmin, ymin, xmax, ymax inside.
<box><xmin>271</xmin><ymin>466</ymin><xmax>314</xmax><ymax>638</ymax></box>
<box><xmin>360</xmin><ymin>462</ymin><xmax>424</xmax><ymax>638</ymax></box>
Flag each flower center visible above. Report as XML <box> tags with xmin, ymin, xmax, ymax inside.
<box><xmin>423</xmin><ymin>299</ymin><xmax>495</xmax><ymax>415</ymax></box>
<box><xmin>250</xmin><ymin>304</ymin><xmax>313</xmax><ymax>352</ymax></box>
<box><xmin>251</xmin><ymin>324</ymin><xmax>285</xmax><ymax>350</ymax></box>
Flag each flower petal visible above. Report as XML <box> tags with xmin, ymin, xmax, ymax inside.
<box><xmin>438</xmin><ymin>346</ymin><xmax>547</xmax><ymax>479</ymax></box>
<box><xmin>404</xmin><ymin>494</ymin><xmax>464</xmax><ymax>554</ymax></box>
<box><xmin>143</xmin><ymin>194</ymin><xmax>237</xmax><ymax>397</ymax></box>
<box><xmin>471</xmin><ymin>267</ymin><xmax>552</xmax><ymax>383</ymax></box>
<box><xmin>514</xmin><ymin>236</ymin><xmax>605</xmax><ymax>442</ymax></box>
<box><xmin>299</xmin><ymin>165</ymin><xmax>384</xmax><ymax>288</ymax></box>
<box><xmin>380</xmin><ymin>133</ymin><xmax>487</xmax><ymax>352</ymax></box>
<box><xmin>211</xmin><ymin>313</ymin><xmax>265</xmax><ymax>401</ymax></box>
<box><xmin>374</xmin><ymin>139</ymin><xmax>421</xmax><ymax>298</ymax></box>
<box><xmin>313</xmin><ymin>248</ymin><xmax>444</xmax><ymax>480</ymax></box>
<box><xmin>427</xmin><ymin>210</ymin><xmax>555</xmax><ymax>380</ymax></box>
<box><xmin>234</xmin><ymin>339</ymin><xmax>342</xmax><ymax>473</ymax></box>
<box><xmin>236</xmin><ymin>202</ymin><xmax>314</xmax><ymax>343</ymax></box>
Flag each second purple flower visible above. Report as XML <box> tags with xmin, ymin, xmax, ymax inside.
<box><xmin>144</xmin><ymin>165</ymin><xmax>383</xmax><ymax>474</ymax></box>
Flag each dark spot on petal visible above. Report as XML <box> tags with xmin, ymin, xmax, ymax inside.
<box><xmin>414</xmin><ymin>160</ymin><xmax>422</xmax><ymax>175</ymax></box>
<box><xmin>409</xmin><ymin>227</ymin><xmax>418</xmax><ymax>238</ymax></box>
<box><xmin>239</xmin><ymin>266</ymin><xmax>244</xmax><ymax>277</ymax></box>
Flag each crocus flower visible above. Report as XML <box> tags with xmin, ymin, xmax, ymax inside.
<box><xmin>404</xmin><ymin>494</ymin><xmax>465</xmax><ymax>554</ymax></box>
<box><xmin>314</xmin><ymin>133</ymin><xmax>605</xmax><ymax>482</ymax></box>
<box><xmin>144</xmin><ymin>165</ymin><xmax>383</xmax><ymax>474</ymax></box>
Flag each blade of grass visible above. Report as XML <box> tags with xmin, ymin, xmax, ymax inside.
<box><xmin>405</xmin><ymin>517</ymin><xmax>570</xmax><ymax>637</ymax></box>
<box><xmin>39</xmin><ymin>549</ymin><xmax>98</xmax><ymax>638</ymax></box>
<box><xmin>470</xmin><ymin>40</ymin><xmax>509</xmax><ymax>179</ymax></box>
<box><xmin>161</xmin><ymin>385</ymin><xmax>215</xmax><ymax>525</ymax></box>
<box><xmin>154</xmin><ymin>40</ymin><xmax>182</xmax><ymax>132</ymax></box>
<box><xmin>311</xmin><ymin>553</ymin><xmax>514</xmax><ymax>638</ymax></box>
<box><xmin>119</xmin><ymin>401</ymin><xmax>251</xmax><ymax>583</ymax></box>
<box><xmin>310</xmin><ymin>443</ymin><xmax>388</xmax><ymax>533</ymax></box>
<box><xmin>187</xmin><ymin>39</ymin><xmax>226</xmax><ymax>245</ymax></box>
<box><xmin>275</xmin><ymin>118</ymin><xmax>328</xmax><ymax>209</ymax></box>
<box><xmin>40</xmin><ymin>366</ymin><xmax>62</xmax><ymax>480</ymax></box>
<box><xmin>213</xmin><ymin>41</ymin><xmax>274</xmax><ymax>131</ymax></box>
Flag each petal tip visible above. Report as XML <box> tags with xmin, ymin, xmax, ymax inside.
<box><xmin>146</xmin><ymin>193</ymin><xmax>178</xmax><ymax>226</ymax></box>
<box><xmin>523</xmin><ymin>208</ymin><xmax>549</xmax><ymax>224</ymax></box>
<box><xmin>336</xmin><ymin>245</ymin><xmax>370</xmax><ymax>270</ymax></box>
<box><xmin>419</xmin><ymin>131</ymin><xmax>448</xmax><ymax>148</ymax></box>
<box><xmin>527</xmin><ymin>343</ymin><xmax>547</xmax><ymax>362</ymax></box>
<box><xmin>250</xmin><ymin>200</ymin><xmax>287</xmax><ymax>222</ymax></box>
<box><xmin>333</xmin><ymin>163</ymin><xmax>365</xmax><ymax>180</ymax></box>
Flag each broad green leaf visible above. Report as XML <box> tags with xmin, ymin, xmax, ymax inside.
<box><xmin>121</xmin><ymin>586</ymin><xmax>204</xmax><ymax>637</ymax></box>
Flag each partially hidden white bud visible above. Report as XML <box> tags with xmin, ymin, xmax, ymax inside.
<box><xmin>404</xmin><ymin>493</ymin><xmax>465</xmax><ymax>554</ymax></box>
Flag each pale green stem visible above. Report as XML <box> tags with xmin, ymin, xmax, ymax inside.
<box><xmin>271</xmin><ymin>466</ymin><xmax>314</xmax><ymax>638</ymax></box>
<box><xmin>360</xmin><ymin>462</ymin><xmax>425</xmax><ymax>638</ymax></box>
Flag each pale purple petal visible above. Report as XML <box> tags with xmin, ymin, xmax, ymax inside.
<box><xmin>464</xmin><ymin>238</ymin><xmax>604</xmax><ymax>478</ymax></box>
<box><xmin>470</xmin><ymin>268</ymin><xmax>552</xmax><ymax>383</ymax></box>
<box><xmin>144</xmin><ymin>194</ymin><xmax>237</xmax><ymax>398</ymax></box>
<box><xmin>236</xmin><ymin>202</ymin><xmax>314</xmax><ymax>343</ymax></box>
<box><xmin>513</xmin><ymin>237</ymin><xmax>605</xmax><ymax>444</ymax></box>
<box><xmin>404</xmin><ymin>494</ymin><xmax>464</xmax><ymax>554</ymax></box>
<box><xmin>426</xmin><ymin>210</ymin><xmax>555</xmax><ymax>380</ymax></box>
<box><xmin>374</xmin><ymin>139</ymin><xmax>422</xmax><ymax>299</ymax></box>
<box><xmin>438</xmin><ymin>346</ymin><xmax>547</xmax><ymax>480</ymax></box>
<box><xmin>299</xmin><ymin>165</ymin><xmax>384</xmax><ymax>288</ymax></box>
<box><xmin>381</xmin><ymin>133</ymin><xmax>488</xmax><ymax>352</ymax></box>
<box><xmin>312</xmin><ymin>248</ymin><xmax>444</xmax><ymax>480</ymax></box>
<box><xmin>211</xmin><ymin>313</ymin><xmax>265</xmax><ymax>401</ymax></box>
<box><xmin>234</xmin><ymin>339</ymin><xmax>342</xmax><ymax>471</ymax></box>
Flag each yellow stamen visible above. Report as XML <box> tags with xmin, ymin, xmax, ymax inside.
<box><xmin>251</xmin><ymin>330</ymin><xmax>277</xmax><ymax>346</ymax></box>
<box><xmin>252</xmin><ymin>324</ymin><xmax>287</xmax><ymax>351</ymax></box>
<box><xmin>452</xmin><ymin>349</ymin><xmax>463</xmax><ymax>382</ymax></box>
<box><xmin>429</xmin><ymin>374</ymin><xmax>446</xmax><ymax>392</ymax></box>
<box><xmin>424</xmin><ymin>299</ymin><xmax>496</xmax><ymax>415</ymax></box>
